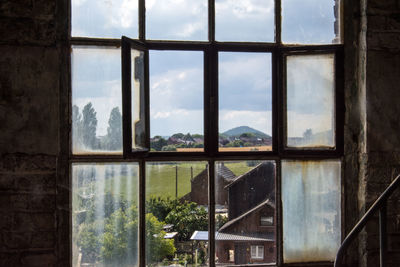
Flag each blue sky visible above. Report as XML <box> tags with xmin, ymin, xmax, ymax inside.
<box><xmin>72</xmin><ymin>0</ymin><xmax>339</xmax><ymax>137</ymax></box>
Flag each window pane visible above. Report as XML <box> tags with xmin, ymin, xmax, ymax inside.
<box><xmin>286</xmin><ymin>54</ymin><xmax>335</xmax><ymax>148</ymax></box>
<box><xmin>146</xmin><ymin>162</ymin><xmax>209</xmax><ymax>266</ymax></box>
<box><xmin>131</xmin><ymin>49</ymin><xmax>147</xmax><ymax>151</ymax></box>
<box><xmin>216</xmin><ymin>0</ymin><xmax>274</xmax><ymax>42</ymax></box>
<box><xmin>282</xmin><ymin>0</ymin><xmax>341</xmax><ymax>44</ymax></box>
<box><xmin>72</xmin><ymin>47</ymin><xmax>122</xmax><ymax>154</ymax></box>
<box><xmin>72</xmin><ymin>163</ymin><xmax>139</xmax><ymax>267</ymax></box>
<box><xmin>150</xmin><ymin>51</ymin><xmax>204</xmax><ymax>152</ymax></box>
<box><xmin>215</xmin><ymin>161</ymin><xmax>276</xmax><ymax>265</ymax></box>
<box><xmin>146</xmin><ymin>0</ymin><xmax>207</xmax><ymax>41</ymax></box>
<box><xmin>72</xmin><ymin>0</ymin><xmax>138</xmax><ymax>38</ymax></box>
<box><xmin>219</xmin><ymin>52</ymin><xmax>272</xmax><ymax>152</ymax></box>
<box><xmin>282</xmin><ymin>160</ymin><xmax>341</xmax><ymax>263</ymax></box>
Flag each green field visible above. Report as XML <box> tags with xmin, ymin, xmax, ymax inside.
<box><xmin>75</xmin><ymin>161</ymin><xmax>259</xmax><ymax>206</ymax></box>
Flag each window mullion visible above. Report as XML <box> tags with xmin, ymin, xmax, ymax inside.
<box><xmin>139</xmin><ymin>159</ymin><xmax>146</xmax><ymax>267</ymax></box>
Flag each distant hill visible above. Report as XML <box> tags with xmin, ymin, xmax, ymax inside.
<box><xmin>222</xmin><ymin>126</ymin><xmax>271</xmax><ymax>139</ymax></box>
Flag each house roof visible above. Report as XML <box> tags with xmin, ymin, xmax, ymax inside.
<box><xmin>224</xmin><ymin>162</ymin><xmax>268</xmax><ymax>189</ymax></box>
<box><xmin>190</xmin><ymin>231</ymin><xmax>274</xmax><ymax>242</ymax></box>
<box><xmin>164</xmin><ymin>232</ymin><xmax>178</xmax><ymax>239</ymax></box>
<box><xmin>191</xmin><ymin>163</ymin><xmax>236</xmax><ymax>182</ymax></box>
<box><xmin>217</xmin><ymin>164</ymin><xmax>236</xmax><ymax>181</ymax></box>
<box><xmin>218</xmin><ymin>198</ymin><xmax>275</xmax><ymax>232</ymax></box>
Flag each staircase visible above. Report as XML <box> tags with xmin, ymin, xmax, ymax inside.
<box><xmin>334</xmin><ymin>174</ymin><xmax>400</xmax><ymax>267</ymax></box>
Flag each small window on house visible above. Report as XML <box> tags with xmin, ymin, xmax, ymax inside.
<box><xmin>251</xmin><ymin>245</ymin><xmax>264</xmax><ymax>259</ymax></box>
<box><xmin>229</xmin><ymin>249</ymin><xmax>234</xmax><ymax>262</ymax></box>
<box><xmin>260</xmin><ymin>216</ymin><xmax>274</xmax><ymax>226</ymax></box>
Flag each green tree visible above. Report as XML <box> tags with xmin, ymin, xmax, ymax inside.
<box><xmin>82</xmin><ymin>102</ymin><xmax>98</xmax><ymax>149</ymax></box>
<box><xmin>165</xmin><ymin>201</ymin><xmax>208</xmax><ymax>241</ymax></box>
<box><xmin>105</xmin><ymin>107</ymin><xmax>122</xmax><ymax>150</ymax></box>
<box><xmin>72</xmin><ymin>105</ymin><xmax>83</xmax><ymax>149</ymax></box>
<box><xmin>146</xmin><ymin>213</ymin><xmax>176</xmax><ymax>263</ymax></box>
<box><xmin>161</xmin><ymin>145</ymin><xmax>177</xmax><ymax>151</ymax></box>
<box><xmin>150</xmin><ymin>136</ymin><xmax>168</xmax><ymax>151</ymax></box>
<box><xmin>146</xmin><ymin>196</ymin><xmax>179</xmax><ymax>222</ymax></box>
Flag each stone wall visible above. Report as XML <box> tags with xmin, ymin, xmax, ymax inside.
<box><xmin>0</xmin><ymin>0</ymin><xmax>69</xmax><ymax>266</ymax></box>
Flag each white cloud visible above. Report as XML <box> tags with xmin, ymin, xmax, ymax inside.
<box><xmin>151</xmin><ymin>109</ymin><xmax>203</xmax><ymax>137</ymax></box>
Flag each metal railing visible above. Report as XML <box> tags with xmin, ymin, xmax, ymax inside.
<box><xmin>334</xmin><ymin>174</ymin><xmax>400</xmax><ymax>267</ymax></box>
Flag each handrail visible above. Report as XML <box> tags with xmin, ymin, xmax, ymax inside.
<box><xmin>334</xmin><ymin>174</ymin><xmax>400</xmax><ymax>267</ymax></box>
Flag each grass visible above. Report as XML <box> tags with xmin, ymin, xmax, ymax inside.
<box><xmin>75</xmin><ymin>161</ymin><xmax>262</xmax><ymax>206</ymax></box>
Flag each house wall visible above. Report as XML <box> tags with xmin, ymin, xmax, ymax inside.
<box><xmin>0</xmin><ymin>0</ymin><xmax>399</xmax><ymax>266</ymax></box>
<box><xmin>228</xmin><ymin>162</ymin><xmax>274</xmax><ymax>220</ymax></box>
<box><xmin>216</xmin><ymin>241</ymin><xmax>275</xmax><ymax>264</ymax></box>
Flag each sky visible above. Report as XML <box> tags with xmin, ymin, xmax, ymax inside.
<box><xmin>71</xmin><ymin>0</ymin><xmax>339</xmax><ymax>138</ymax></box>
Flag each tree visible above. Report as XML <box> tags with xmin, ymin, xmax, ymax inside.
<box><xmin>105</xmin><ymin>107</ymin><xmax>122</xmax><ymax>150</ymax></box>
<box><xmin>82</xmin><ymin>102</ymin><xmax>98</xmax><ymax>149</ymax></box>
<box><xmin>72</xmin><ymin>105</ymin><xmax>83</xmax><ymax>149</ymax></box>
<box><xmin>146</xmin><ymin>196</ymin><xmax>179</xmax><ymax>222</ymax></box>
<box><xmin>150</xmin><ymin>136</ymin><xmax>168</xmax><ymax>151</ymax></box>
<box><xmin>165</xmin><ymin>201</ymin><xmax>208</xmax><ymax>241</ymax></box>
<box><xmin>161</xmin><ymin>145</ymin><xmax>177</xmax><ymax>151</ymax></box>
<box><xmin>145</xmin><ymin>213</ymin><xmax>176</xmax><ymax>264</ymax></box>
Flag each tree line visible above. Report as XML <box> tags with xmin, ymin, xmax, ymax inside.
<box><xmin>73</xmin><ymin>102</ymin><xmax>122</xmax><ymax>151</ymax></box>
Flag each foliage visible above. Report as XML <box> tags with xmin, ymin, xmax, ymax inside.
<box><xmin>171</xmin><ymin>133</ymin><xmax>184</xmax><ymax>139</ymax></box>
<box><xmin>82</xmin><ymin>102</ymin><xmax>98</xmax><ymax>149</ymax></box>
<box><xmin>146</xmin><ymin>213</ymin><xmax>176</xmax><ymax>263</ymax></box>
<box><xmin>78</xmin><ymin>201</ymin><xmax>176</xmax><ymax>265</ymax></box>
<box><xmin>105</xmin><ymin>107</ymin><xmax>122</xmax><ymax>150</ymax></box>
<box><xmin>150</xmin><ymin>136</ymin><xmax>168</xmax><ymax>151</ymax></box>
<box><xmin>146</xmin><ymin>196</ymin><xmax>179</xmax><ymax>222</ymax></box>
<box><xmin>72</xmin><ymin>105</ymin><xmax>83</xmax><ymax>149</ymax></box>
<box><xmin>165</xmin><ymin>201</ymin><xmax>208</xmax><ymax>241</ymax></box>
<box><xmin>161</xmin><ymin>145</ymin><xmax>177</xmax><ymax>151</ymax></box>
<box><xmin>215</xmin><ymin>214</ymin><xmax>229</xmax><ymax>230</ymax></box>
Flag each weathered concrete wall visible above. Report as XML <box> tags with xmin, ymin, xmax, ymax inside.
<box><xmin>0</xmin><ymin>0</ymin><xmax>69</xmax><ymax>266</ymax></box>
<box><xmin>362</xmin><ymin>1</ymin><xmax>400</xmax><ymax>266</ymax></box>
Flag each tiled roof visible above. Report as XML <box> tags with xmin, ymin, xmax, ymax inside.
<box><xmin>190</xmin><ymin>231</ymin><xmax>274</xmax><ymax>242</ymax></box>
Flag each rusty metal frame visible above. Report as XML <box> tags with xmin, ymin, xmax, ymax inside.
<box><xmin>69</xmin><ymin>0</ymin><xmax>345</xmax><ymax>266</ymax></box>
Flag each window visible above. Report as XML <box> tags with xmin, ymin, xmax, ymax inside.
<box><xmin>251</xmin><ymin>245</ymin><xmax>264</xmax><ymax>259</ymax></box>
<box><xmin>70</xmin><ymin>0</ymin><xmax>343</xmax><ymax>266</ymax></box>
<box><xmin>261</xmin><ymin>216</ymin><xmax>274</xmax><ymax>226</ymax></box>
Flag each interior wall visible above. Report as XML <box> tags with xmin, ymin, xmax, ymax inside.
<box><xmin>0</xmin><ymin>0</ymin><xmax>69</xmax><ymax>266</ymax></box>
<box><xmin>0</xmin><ymin>0</ymin><xmax>399</xmax><ymax>266</ymax></box>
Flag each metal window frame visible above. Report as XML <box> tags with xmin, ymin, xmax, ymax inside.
<box><xmin>69</xmin><ymin>0</ymin><xmax>344</xmax><ymax>266</ymax></box>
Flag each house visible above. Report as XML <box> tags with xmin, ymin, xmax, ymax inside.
<box><xmin>191</xmin><ymin>162</ymin><xmax>276</xmax><ymax>264</ymax></box>
<box><xmin>181</xmin><ymin>163</ymin><xmax>236</xmax><ymax>205</ymax></box>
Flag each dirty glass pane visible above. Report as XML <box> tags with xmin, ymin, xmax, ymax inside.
<box><xmin>71</xmin><ymin>0</ymin><xmax>138</xmax><ymax>38</ymax></box>
<box><xmin>219</xmin><ymin>52</ymin><xmax>272</xmax><ymax>152</ymax></box>
<box><xmin>215</xmin><ymin>0</ymin><xmax>274</xmax><ymax>42</ymax></box>
<box><xmin>146</xmin><ymin>0</ymin><xmax>207</xmax><ymax>41</ymax></box>
<box><xmin>131</xmin><ymin>49</ymin><xmax>147</xmax><ymax>151</ymax></box>
<box><xmin>215</xmin><ymin>161</ymin><xmax>276</xmax><ymax>265</ymax></box>
<box><xmin>286</xmin><ymin>54</ymin><xmax>335</xmax><ymax>148</ymax></box>
<box><xmin>282</xmin><ymin>160</ymin><xmax>341</xmax><ymax>263</ymax></box>
<box><xmin>72</xmin><ymin>47</ymin><xmax>122</xmax><ymax>154</ymax></box>
<box><xmin>72</xmin><ymin>163</ymin><xmax>139</xmax><ymax>267</ymax></box>
<box><xmin>150</xmin><ymin>51</ymin><xmax>204</xmax><ymax>152</ymax></box>
<box><xmin>145</xmin><ymin>162</ymin><xmax>209</xmax><ymax>266</ymax></box>
<box><xmin>282</xmin><ymin>0</ymin><xmax>341</xmax><ymax>44</ymax></box>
